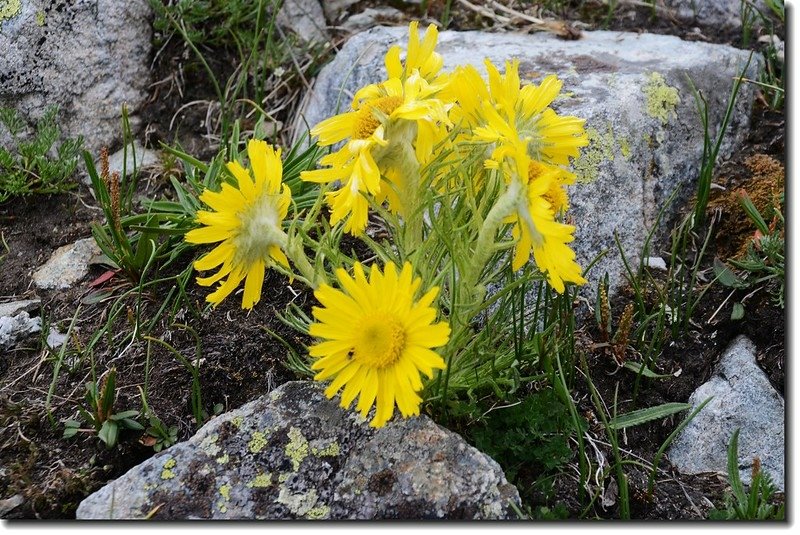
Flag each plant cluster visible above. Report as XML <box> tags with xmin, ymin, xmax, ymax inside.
<box><xmin>181</xmin><ymin>22</ymin><xmax>589</xmax><ymax>428</ymax></box>
<box><xmin>0</xmin><ymin>106</ymin><xmax>83</xmax><ymax>203</ymax></box>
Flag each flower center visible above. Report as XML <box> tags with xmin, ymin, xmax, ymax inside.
<box><xmin>353</xmin><ymin>313</ymin><xmax>407</xmax><ymax>368</ymax></box>
<box><xmin>234</xmin><ymin>193</ymin><xmax>282</xmax><ymax>264</ymax></box>
<box><xmin>354</xmin><ymin>96</ymin><xmax>405</xmax><ymax>139</ymax></box>
<box><xmin>528</xmin><ymin>161</ymin><xmax>566</xmax><ymax>213</ymax></box>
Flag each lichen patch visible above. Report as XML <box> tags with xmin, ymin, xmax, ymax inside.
<box><xmin>285</xmin><ymin>427</ymin><xmax>309</xmax><ymax>471</ymax></box>
<box><xmin>643</xmin><ymin>72</ymin><xmax>680</xmax><ymax>125</ymax></box>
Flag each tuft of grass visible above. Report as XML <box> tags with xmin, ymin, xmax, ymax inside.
<box><xmin>708</xmin><ymin>429</ymin><xmax>784</xmax><ymax>520</ymax></box>
<box><xmin>0</xmin><ymin>106</ymin><xmax>83</xmax><ymax>203</ymax></box>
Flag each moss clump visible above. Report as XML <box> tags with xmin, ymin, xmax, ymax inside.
<box><xmin>643</xmin><ymin>72</ymin><xmax>680</xmax><ymax>125</ymax></box>
<box><xmin>0</xmin><ymin>0</ymin><xmax>21</xmax><ymax>22</ymax></box>
<box><xmin>160</xmin><ymin>458</ymin><xmax>177</xmax><ymax>480</ymax></box>
<box><xmin>285</xmin><ymin>427</ymin><xmax>309</xmax><ymax>471</ymax></box>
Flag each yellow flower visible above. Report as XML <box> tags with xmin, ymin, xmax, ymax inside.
<box><xmin>302</xmin><ymin>73</ymin><xmax>449</xmax><ymax>235</ymax></box>
<box><xmin>503</xmin><ymin>152</ymin><xmax>586</xmax><ymax>293</ymax></box>
<box><xmin>185</xmin><ymin>139</ymin><xmax>291</xmax><ymax>309</ymax></box>
<box><xmin>472</xmin><ymin>59</ymin><xmax>588</xmax><ymax>173</ymax></box>
<box><xmin>308</xmin><ymin>262</ymin><xmax>450</xmax><ymax>428</ymax></box>
<box><xmin>385</xmin><ymin>21</ymin><xmax>444</xmax><ymax>83</ymax></box>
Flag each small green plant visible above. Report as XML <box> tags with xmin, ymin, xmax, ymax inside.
<box><xmin>714</xmin><ymin>188</ymin><xmax>784</xmax><ymax>311</ymax></box>
<box><xmin>0</xmin><ymin>106</ymin><xmax>83</xmax><ymax>203</ymax></box>
<box><xmin>469</xmin><ymin>389</ymin><xmax>577</xmax><ymax>483</ymax></box>
<box><xmin>708</xmin><ymin>429</ymin><xmax>784</xmax><ymax>520</ymax></box>
<box><xmin>63</xmin><ymin>368</ymin><xmax>144</xmax><ymax>449</ymax></box>
<box><xmin>138</xmin><ymin>386</ymin><xmax>179</xmax><ymax>452</ymax></box>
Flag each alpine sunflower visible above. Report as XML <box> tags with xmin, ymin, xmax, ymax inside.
<box><xmin>308</xmin><ymin>261</ymin><xmax>450</xmax><ymax>428</ymax></box>
<box><xmin>301</xmin><ymin>22</ymin><xmax>451</xmax><ymax>236</ymax></box>
<box><xmin>185</xmin><ymin>139</ymin><xmax>291</xmax><ymax>309</ymax></box>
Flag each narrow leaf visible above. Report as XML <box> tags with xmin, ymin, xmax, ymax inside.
<box><xmin>609</xmin><ymin>402</ymin><xmax>691</xmax><ymax>430</ymax></box>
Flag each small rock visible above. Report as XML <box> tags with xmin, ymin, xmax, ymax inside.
<box><xmin>46</xmin><ymin>327</ymin><xmax>68</xmax><ymax>350</ymax></box>
<box><xmin>322</xmin><ymin>0</ymin><xmax>362</xmax><ymax>22</ymax></box>
<box><xmin>77</xmin><ymin>381</ymin><xmax>520</xmax><ymax>520</ymax></box>
<box><xmin>341</xmin><ymin>7</ymin><xmax>405</xmax><ymax>32</ymax></box>
<box><xmin>664</xmin><ymin>0</ymin><xmax>772</xmax><ymax>30</ymax></box>
<box><xmin>0</xmin><ymin>299</ymin><xmax>40</xmax><ymax>318</ymax></box>
<box><xmin>278</xmin><ymin>0</ymin><xmax>328</xmax><ymax>44</ymax></box>
<box><xmin>644</xmin><ymin>256</ymin><xmax>668</xmax><ymax>271</ymax></box>
<box><xmin>0</xmin><ymin>494</ymin><xmax>25</xmax><ymax>516</ymax></box>
<box><xmin>668</xmin><ymin>336</ymin><xmax>784</xmax><ymax>490</ymax></box>
<box><xmin>0</xmin><ymin>311</ymin><xmax>42</xmax><ymax>350</ymax></box>
<box><xmin>32</xmin><ymin>238</ymin><xmax>101</xmax><ymax>290</ymax></box>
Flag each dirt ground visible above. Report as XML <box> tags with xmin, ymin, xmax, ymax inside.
<box><xmin>0</xmin><ymin>1</ymin><xmax>785</xmax><ymax>520</ymax></box>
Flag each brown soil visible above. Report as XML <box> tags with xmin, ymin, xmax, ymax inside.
<box><xmin>0</xmin><ymin>0</ymin><xmax>785</xmax><ymax>521</ymax></box>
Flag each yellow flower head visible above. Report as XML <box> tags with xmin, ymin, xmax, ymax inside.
<box><xmin>472</xmin><ymin>60</ymin><xmax>588</xmax><ymax>175</ymax></box>
<box><xmin>385</xmin><ymin>21</ymin><xmax>444</xmax><ymax>83</ymax></box>
<box><xmin>185</xmin><ymin>139</ymin><xmax>291</xmax><ymax>309</ymax></box>
<box><xmin>302</xmin><ymin>73</ymin><xmax>449</xmax><ymax>235</ymax></box>
<box><xmin>501</xmin><ymin>150</ymin><xmax>586</xmax><ymax>293</ymax></box>
<box><xmin>308</xmin><ymin>262</ymin><xmax>450</xmax><ymax>428</ymax></box>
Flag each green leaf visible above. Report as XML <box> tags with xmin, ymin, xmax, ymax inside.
<box><xmin>714</xmin><ymin>258</ymin><xmax>747</xmax><ymax>288</ymax></box>
<box><xmin>731</xmin><ymin>302</ymin><xmax>745</xmax><ymax>321</ymax></box>
<box><xmin>98</xmin><ymin>420</ymin><xmax>119</xmax><ymax>449</ymax></box>
<box><xmin>727</xmin><ymin>429</ymin><xmax>746</xmax><ymax>500</ymax></box>
<box><xmin>110</xmin><ymin>410</ymin><xmax>140</xmax><ymax>420</ymax></box>
<box><xmin>622</xmin><ymin>361</ymin><xmax>675</xmax><ymax>379</ymax></box>
<box><xmin>121</xmin><ymin>419</ymin><xmax>145</xmax><ymax>431</ymax></box>
<box><xmin>609</xmin><ymin>402</ymin><xmax>691</xmax><ymax>430</ymax></box>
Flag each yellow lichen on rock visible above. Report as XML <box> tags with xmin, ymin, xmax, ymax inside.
<box><xmin>0</xmin><ymin>0</ymin><xmax>21</xmax><ymax>22</ymax></box>
<box><xmin>160</xmin><ymin>458</ymin><xmax>177</xmax><ymax>480</ymax></box>
<box><xmin>248</xmin><ymin>431</ymin><xmax>268</xmax><ymax>454</ymax></box>
<box><xmin>246</xmin><ymin>473</ymin><xmax>273</xmax><ymax>488</ymax></box>
<box><xmin>285</xmin><ymin>427</ymin><xmax>309</xmax><ymax>471</ymax></box>
<box><xmin>643</xmin><ymin>72</ymin><xmax>680</xmax><ymax>125</ymax></box>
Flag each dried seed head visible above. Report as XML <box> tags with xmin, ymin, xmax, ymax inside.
<box><xmin>110</xmin><ymin>171</ymin><xmax>121</xmax><ymax>232</ymax></box>
<box><xmin>100</xmin><ymin>147</ymin><xmax>110</xmax><ymax>185</ymax></box>
<box><xmin>599</xmin><ymin>284</ymin><xmax>610</xmax><ymax>341</ymax></box>
<box><xmin>612</xmin><ymin>303</ymin><xmax>634</xmax><ymax>365</ymax></box>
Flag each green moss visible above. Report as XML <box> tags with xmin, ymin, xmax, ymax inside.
<box><xmin>312</xmin><ymin>441</ymin><xmax>340</xmax><ymax>458</ymax></box>
<box><xmin>643</xmin><ymin>72</ymin><xmax>680</xmax><ymax>125</ymax></box>
<box><xmin>572</xmin><ymin>127</ymin><xmax>615</xmax><ymax>183</ymax></box>
<box><xmin>246</xmin><ymin>473</ymin><xmax>273</xmax><ymax>489</ymax></box>
<box><xmin>160</xmin><ymin>458</ymin><xmax>177</xmax><ymax>480</ymax></box>
<box><xmin>248</xmin><ymin>431</ymin><xmax>268</xmax><ymax>454</ymax></box>
<box><xmin>285</xmin><ymin>427</ymin><xmax>309</xmax><ymax>471</ymax></box>
<box><xmin>0</xmin><ymin>0</ymin><xmax>21</xmax><ymax>22</ymax></box>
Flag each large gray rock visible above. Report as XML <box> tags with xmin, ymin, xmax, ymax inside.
<box><xmin>0</xmin><ymin>0</ymin><xmax>152</xmax><ymax>154</ymax></box>
<box><xmin>278</xmin><ymin>0</ymin><xmax>328</xmax><ymax>44</ymax></box>
<box><xmin>32</xmin><ymin>238</ymin><xmax>100</xmax><ymax>290</ymax></box>
<box><xmin>668</xmin><ymin>336</ymin><xmax>784</xmax><ymax>490</ymax></box>
<box><xmin>296</xmin><ymin>27</ymin><xmax>759</xmax><ymax>295</ymax></box>
<box><xmin>76</xmin><ymin>381</ymin><xmax>520</xmax><ymax>520</ymax></box>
